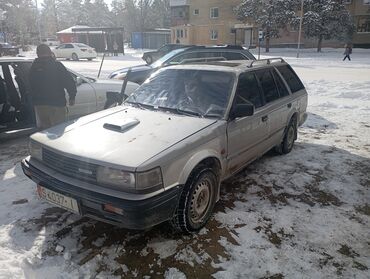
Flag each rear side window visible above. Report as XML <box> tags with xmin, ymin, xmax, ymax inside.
<box><xmin>235</xmin><ymin>72</ymin><xmax>263</xmax><ymax>108</ymax></box>
<box><xmin>255</xmin><ymin>70</ymin><xmax>280</xmax><ymax>103</ymax></box>
<box><xmin>272</xmin><ymin>69</ymin><xmax>290</xmax><ymax>97</ymax></box>
<box><xmin>222</xmin><ymin>52</ymin><xmax>247</xmax><ymax>60</ymax></box>
<box><xmin>276</xmin><ymin>65</ymin><xmax>304</xmax><ymax>93</ymax></box>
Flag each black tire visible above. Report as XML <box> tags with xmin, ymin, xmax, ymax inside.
<box><xmin>145</xmin><ymin>56</ymin><xmax>153</xmax><ymax>64</ymax></box>
<box><xmin>171</xmin><ymin>168</ymin><xmax>218</xmax><ymax>233</ymax></box>
<box><xmin>72</xmin><ymin>53</ymin><xmax>79</xmax><ymax>61</ymax></box>
<box><xmin>87</xmin><ymin>58</ymin><xmax>93</xmax><ymax>61</ymax></box>
<box><xmin>278</xmin><ymin>118</ymin><xmax>297</xmax><ymax>154</ymax></box>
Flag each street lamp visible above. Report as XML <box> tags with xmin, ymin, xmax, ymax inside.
<box><xmin>296</xmin><ymin>0</ymin><xmax>304</xmax><ymax>58</ymax></box>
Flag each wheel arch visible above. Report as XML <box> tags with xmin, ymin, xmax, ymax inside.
<box><xmin>179</xmin><ymin>151</ymin><xmax>223</xmax><ymax>201</ymax></box>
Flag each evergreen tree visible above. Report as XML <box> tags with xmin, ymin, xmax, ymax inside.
<box><xmin>296</xmin><ymin>0</ymin><xmax>353</xmax><ymax>52</ymax></box>
<box><xmin>235</xmin><ymin>0</ymin><xmax>299</xmax><ymax>52</ymax></box>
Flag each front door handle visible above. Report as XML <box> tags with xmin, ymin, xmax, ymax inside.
<box><xmin>287</xmin><ymin>103</ymin><xmax>292</xmax><ymax>108</ymax></box>
<box><xmin>262</xmin><ymin>115</ymin><xmax>268</xmax><ymax>122</ymax></box>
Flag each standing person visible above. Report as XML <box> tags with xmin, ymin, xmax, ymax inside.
<box><xmin>343</xmin><ymin>44</ymin><xmax>352</xmax><ymax>61</ymax></box>
<box><xmin>113</xmin><ymin>41</ymin><xmax>119</xmax><ymax>56</ymax></box>
<box><xmin>29</xmin><ymin>44</ymin><xmax>77</xmax><ymax>130</ymax></box>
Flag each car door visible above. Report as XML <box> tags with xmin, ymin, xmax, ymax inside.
<box><xmin>67</xmin><ymin>72</ymin><xmax>97</xmax><ymax>119</ymax></box>
<box><xmin>226</xmin><ymin>71</ymin><xmax>270</xmax><ymax>173</ymax></box>
<box><xmin>254</xmin><ymin>68</ymin><xmax>291</xmax><ymax>148</ymax></box>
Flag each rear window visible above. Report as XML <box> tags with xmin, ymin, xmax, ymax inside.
<box><xmin>276</xmin><ymin>65</ymin><xmax>304</xmax><ymax>93</ymax></box>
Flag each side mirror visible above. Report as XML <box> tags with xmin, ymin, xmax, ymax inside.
<box><xmin>230</xmin><ymin>103</ymin><xmax>254</xmax><ymax>120</ymax></box>
<box><xmin>76</xmin><ymin>76</ymin><xmax>84</xmax><ymax>86</ymax></box>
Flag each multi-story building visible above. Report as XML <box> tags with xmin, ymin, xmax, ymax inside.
<box><xmin>170</xmin><ymin>0</ymin><xmax>370</xmax><ymax>48</ymax></box>
<box><xmin>345</xmin><ymin>0</ymin><xmax>370</xmax><ymax>48</ymax></box>
<box><xmin>170</xmin><ymin>0</ymin><xmax>258</xmax><ymax>47</ymax></box>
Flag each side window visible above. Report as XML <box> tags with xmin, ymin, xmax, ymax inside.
<box><xmin>168</xmin><ymin>52</ymin><xmax>199</xmax><ymax>64</ymax></box>
<box><xmin>65</xmin><ymin>44</ymin><xmax>74</xmax><ymax>49</ymax></box>
<box><xmin>272</xmin><ymin>69</ymin><xmax>290</xmax><ymax>97</ymax></box>
<box><xmin>235</xmin><ymin>72</ymin><xmax>263</xmax><ymax>108</ymax></box>
<box><xmin>57</xmin><ymin>44</ymin><xmax>65</xmax><ymax>49</ymax></box>
<box><xmin>276</xmin><ymin>65</ymin><xmax>304</xmax><ymax>93</ymax></box>
<box><xmin>255</xmin><ymin>70</ymin><xmax>280</xmax><ymax>103</ymax></box>
<box><xmin>222</xmin><ymin>52</ymin><xmax>247</xmax><ymax>60</ymax></box>
<box><xmin>197</xmin><ymin>52</ymin><xmax>222</xmax><ymax>58</ymax></box>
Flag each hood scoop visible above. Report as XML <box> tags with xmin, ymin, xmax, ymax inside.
<box><xmin>103</xmin><ymin>118</ymin><xmax>140</xmax><ymax>133</ymax></box>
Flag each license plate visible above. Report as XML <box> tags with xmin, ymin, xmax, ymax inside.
<box><xmin>37</xmin><ymin>185</ymin><xmax>80</xmax><ymax>214</ymax></box>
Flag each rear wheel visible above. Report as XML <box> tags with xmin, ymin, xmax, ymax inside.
<box><xmin>145</xmin><ymin>56</ymin><xmax>153</xmax><ymax>64</ymax></box>
<box><xmin>87</xmin><ymin>58</ymin><xmax>93</xmax><ymax>61</ymax></box>
<box><xmin>171</xmin><ymin>168</ymin><xmax>217</xmax><ymax>233</ymax></box>
<box><xmin>276</xmin><ymin>118</ymin><xmax>297</xmax><ymax>154</ymax></box>
<box><xmin>72</xmin><ymin>53</ymin><xmax>79</xmax><ymax>61</ymax></box>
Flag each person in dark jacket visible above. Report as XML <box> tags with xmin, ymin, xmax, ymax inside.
<box><xmin>29</xmin><ymin>44</ymin><xmax>77</xmax><ymax>129</ymax></box>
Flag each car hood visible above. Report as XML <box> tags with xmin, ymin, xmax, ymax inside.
<box><xmin>109</xmin><ymin>64</ymin><xmax>152</xmax><ymax>77</ymax></box>
<box><xmin>31</xmin><ymin>106</ymin><xmax>216</xmax><ymax>170</ymax></box>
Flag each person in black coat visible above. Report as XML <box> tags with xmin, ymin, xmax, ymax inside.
<box><xmin>29</xmin><ymin>44</ymin><xmax>77</xmax><ymax>129</ymax></box>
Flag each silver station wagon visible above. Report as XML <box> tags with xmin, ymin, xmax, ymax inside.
<box><xmin>22</xmin><ymin>58</ymin><xmax>307</xmax><ymax>233</ymax></box>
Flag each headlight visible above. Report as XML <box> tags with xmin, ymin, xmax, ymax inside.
<box><xmin>96</xmin><ymin>166</ymin><xmax>163</xmax><ymax>191</ymax></box>
<box><xmin>97</xmin><ymin>166</ymin><xmax>135</xmax><ymax>189</ymax></box>
<box><xmin>29</xmin><ymin>140</ymin><xmax>42</xmax><ymax>161</ymax></box>
<box><xmin>136</xmin><ymin>167</ymin><xmax>163</xmax><ymax>190</ymax></box>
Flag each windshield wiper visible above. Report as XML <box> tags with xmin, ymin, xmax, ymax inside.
<box><xmin>157</xmin><ymin>106</ymin><xmax>203</xmax><ymax>117</ymax></box>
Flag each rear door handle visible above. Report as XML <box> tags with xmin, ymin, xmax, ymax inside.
<box><xmin>287</xmin><ymin>103</ymin><xmax>292</xmax><ymax>108</ymax></box>
<box><xmin>262</xmin><ymin>115</ymin><xmax>268</xmax><ymax>122</ymax></box>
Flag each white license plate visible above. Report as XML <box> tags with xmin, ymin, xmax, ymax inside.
<box><xmin>37</xmin><ymin>185</ymin><xmax>80</xmax><ymax>214</ymax></box>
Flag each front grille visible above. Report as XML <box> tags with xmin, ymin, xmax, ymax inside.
<box><xmin>42</xmin><ymin>148</ymin><xmax>98</xmax><ymax>183</ymax></box>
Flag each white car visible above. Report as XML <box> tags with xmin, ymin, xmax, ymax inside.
<box><xmin>0</xmin><ymin>58</ymin><xmax>139</xmax><ymax>139</ymax></box>
<box><xmin>41</xmin><ymin>38</ymin><xmax>60</xmax><ymax>46</ymax></box>
<box><xmin>22</xmin><ymin>59</ymin><xmax>308</xmax><ymax>233</ymax></box>
<box><xmin>52</xmin><ymin>43</ymin><xmax>97</xmax><ymax>61</ymax></box>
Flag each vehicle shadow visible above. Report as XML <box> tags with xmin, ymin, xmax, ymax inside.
<box><xmin>4</xmin><ymin>138</ymin><xmax>369</xmax><ymax>277</ymax></box>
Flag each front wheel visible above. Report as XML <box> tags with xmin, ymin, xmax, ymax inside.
<box><xmin>72</xmin><ymin>53</ymin><xmax>79</xmax><ymax>61</ymax></box>
<box><xmin>171</xmin><ymin>169</ymin><xmax>217</xmax><ymax>233</ymax></box>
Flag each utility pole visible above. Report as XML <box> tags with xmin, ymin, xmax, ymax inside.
<box><xmin>35</xmin><ymin>0</ymin><xmax>42</xmax><ymax>43</ymax></box>
<box><xmin>296</xmin><ymin>0</ymin><xmax>304</xmax><ymax>58</ymax></box>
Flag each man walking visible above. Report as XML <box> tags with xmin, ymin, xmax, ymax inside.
<box><xmin>29</xmin><ymin>44</ymin><xmax>77</xmax><ymax>130</ymax></box>
<box><xmin>343</xmin><ymin>44</ymin><xmax>352</xmax><ymax>61</ymax></box>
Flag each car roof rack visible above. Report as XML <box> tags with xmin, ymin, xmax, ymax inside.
<box><xmin>179</xmin><ymin>57</ymin><xmax>227</xmax><ymax>64</ymax></box>
<box><xmin>186</xmin><ymin>44</ymin><xmax>244</xmax><ymax>50</ymax></box>
<box><xmin>247</xmin><ymin>58</ymin><xmax>285</xmax><ymax>68</ymax></box>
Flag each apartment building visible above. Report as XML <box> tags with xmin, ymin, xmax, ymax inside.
<box><xmin>170</xmin><ymin>0</ymin><xmax>370</xmax><ymax>48</ymax></box>
<box><xmin>170</xmin><ymin>0</ymin><xmax>257</xmax><ymax>47</ymax></box>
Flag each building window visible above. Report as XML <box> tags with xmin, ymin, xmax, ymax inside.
<box><xmin>194</xmin><ymin>9</ymin><xmax>199</xmax><ymax>15</ymax></box>
<box><xmin>210</xmin><ymin>7</ymin><xmax>219</xmax><ymax>18</ymax></box>
<box><xmin>210</xmin><ymin>30</ymin><xmax>218</xmax><ymax>40</ymax></box>
<box><xmin>356</xmin><ymin>16</ymin><xmax>370</xmax><ymax>32</ymax></box>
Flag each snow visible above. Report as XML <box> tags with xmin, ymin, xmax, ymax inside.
<box><xmin>0</xmin><ymin>47</ymin><xmax>369</xmax><ymax>278</ymax></box>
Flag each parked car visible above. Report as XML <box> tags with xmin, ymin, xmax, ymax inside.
<box><xmin>52</xmin><ymin>43</ymin><xmax>97</xmax><ymax>61</ymax></box>
<box><xmin>22</xmin><ymin>58</ymin><xmax>307</xmax><ymax>233</ymax></box>
<box><xmin>109</xmin><ymin>45</ymin><xmax>256</xmax><ymax>84</ymax></box>
<box><xmin>0</xmin><ymin>57</ymin><xmax>139</xmax><ymax>140</ymax></box>
<box><xmin>142</xmin><ymin>44</ymin><xmax>189</xmax><ymax>64</ymax></box>
<box><xmin>41</xmin><ymin>38</ymin><xmax>60</xmax><ymax>46</ymax></box>
<box><xmin>0</xmin><ymin>43</ymin><xmax>20</xmax><ymax>57</ymax></box>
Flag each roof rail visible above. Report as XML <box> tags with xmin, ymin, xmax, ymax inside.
<box><xmin>247</xmin><ymin>58</ymin><xmax>285</xmax><ymax>68</ymax></box>
<box><xmin>179</xmin><ymin>57</ymin><xmax>227</xmax><ymax>64</ymax></box>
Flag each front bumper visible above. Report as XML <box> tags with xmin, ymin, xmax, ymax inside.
<box><xmin>21</xmin><ymin>158</ymin><xmax>183</xmax><ymax>230</ymax></box>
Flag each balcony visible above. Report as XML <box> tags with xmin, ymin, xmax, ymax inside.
<box><xmin>170</xmin><ymin>0</ymin><xmax>190</xmax><ymax>7</ymax></box>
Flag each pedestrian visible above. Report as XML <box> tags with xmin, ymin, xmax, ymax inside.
<box><xmin>343</xmin><ymin>44</ymin><xmax>352</xmax><ymax>61</ymax></box>
<box><xmin>113</xmin><ymin>41</ymin><xmax>119</xmax><ymax>56</ymax></box>
<box><xmin>29</xmin><ymin>44</ymin><xmax>77</xmax><ymax>130</ymax></box>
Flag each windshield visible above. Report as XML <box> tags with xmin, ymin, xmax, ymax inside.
<box><xmin>151</xmin><ymin>48</ymin><xmax>187</xmax><ymax>68</ymax></box>
<box><xmin>125</xmin><ymin>69</ymin><xmax>235</xmax><ymax>118</ymax></box>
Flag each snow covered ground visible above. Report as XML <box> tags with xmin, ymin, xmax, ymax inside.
<box><xmin>0</xmin><ymin>48</ymin><xmax>369</xmax><ymax>278</ymax></box>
